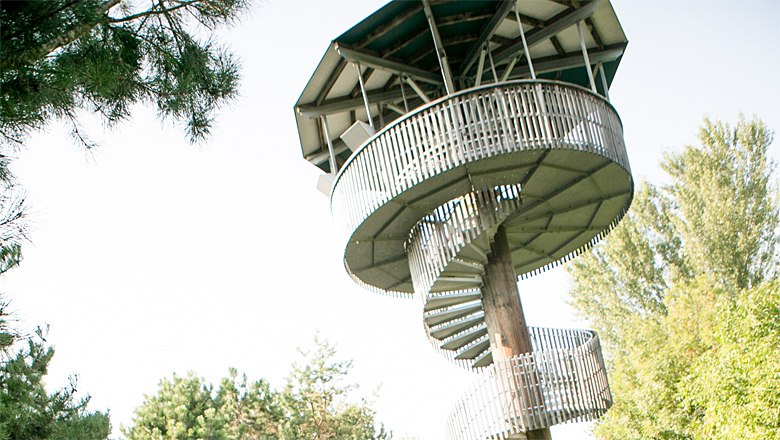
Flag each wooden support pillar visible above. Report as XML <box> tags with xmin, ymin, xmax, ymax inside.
<box><xmin>482</xmin><ymin>224</ymin><xmax>552</xmax><ymax>440</ymax></box>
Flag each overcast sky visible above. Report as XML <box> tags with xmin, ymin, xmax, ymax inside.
<box><xmin>4</xmin><ymin>1</ymin><xmax>779</xmax><ymax>439</ymax></box>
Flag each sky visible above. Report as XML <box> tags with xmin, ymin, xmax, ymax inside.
<box><xmin>3</xmin><ymin>1</ymin><xmax>779</xmax><ymax>439</ymax></box>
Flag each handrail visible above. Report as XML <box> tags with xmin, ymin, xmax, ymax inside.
<box><xmin>446</xmin><ymin>328</ymin><xmax>612</xmax><ymax>438</ymax></box>
<box><xmin>328</xmin><ymin>80</ymin><xmax>626</xmax><ymax>437</ymax></box>
<box><xmin>330</xmin><ymin>79</ymin><xmax>623</xmax><ymax>196</ymax></box>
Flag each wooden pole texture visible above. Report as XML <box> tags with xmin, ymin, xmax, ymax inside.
<box><xmin>482</xmin><ymin>224</ymin><xmax>552</xmax><ymax>440</ymax></box>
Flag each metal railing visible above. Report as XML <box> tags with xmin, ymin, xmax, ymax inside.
<box><xmin>331</xmin><ymin>80</ymin><xmax>629</xmax><ymax>245</ymax></box>
<box><xmin>328</xmin><ymin>80</ymin><xmax>623</xmax><ymax>437</ymax></box>
<box><xmin>446</xmin><ymin>328</ymin><xmax>612</xmax><ymax>439</ymax></box>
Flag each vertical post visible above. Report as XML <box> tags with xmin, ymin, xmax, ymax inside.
<box><xmin>320</xmin><ymin>115</ymin><xmax>337</xmax><ymax>174</ymax></box>
<box><xmin>487</xmin><ymin>46</ymin><xmax>498</xmax><ymax>83</ymax></box>
<box><xmin>400</xmin><ymin>76</ymin><xmax>410</xmax><ymax>112</ymax></box>
<box><xmin>475</xmin><ymin>43</ymin><xmax>487</xmax><ymax>86</ymax></box>
<box><xmin>482</xmin><ymin>225</ymin><xmax>552</xmax><ymax>440</ymax></box>
<box><xmin>514</xmin><ymin>2</ymin><xmax>536</xmax><ymax>80</ymax></box>
<box><xmin>597</xmin><ymin>63</ymin><xmax>610</xmax><ymax>101</ymax></box>
<box><xmin>354</xmin><ymin>62</ymin><xmax>375</xmax><ymax>129</ymax></box>
<box><xmin>422</xmin><ymin>0</ymin><xmax>456</xmax><ymax>94</ymax></box>
<box><xmin>577</xmin><ymin>21</ymin><xmax>598</xmax><ymax>93</ymax></box>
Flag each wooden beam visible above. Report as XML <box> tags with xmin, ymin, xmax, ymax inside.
<box><xmin>492</xmin><ymin>0</ymin><xmax>601</xmax><ymax>66</ymax></box>
<box><xmin>357</xmin><ymin>5</ymin><xmax>422</xmax><ymax>49</ymax></box>
<box><xmin>408</xmin><ymin>34</ymin><xmax>478</xmax><ymax>65</ymax></box>
<box><xmin>500</xmin><ymin>44</ymin><xmax>625</xmax><ymax>78</ymax></box>
<box><xmin>458</xmin><ymin>0</ymin><xmax>515</xmax><ymax>76</ymax></box>
<box><xmin>297</xmin><ymin>84</ymin><xmax>438</xmax><ymax>117</ymax></box>
<box><xmin>585</xmin><ymin>17</ymin><xmax>604</xmax><ymax>50</ymax></box>
<box><xmin>315</xmin><ymin>58</ymin><xmax>347</xmax><ymax>106</ymax></box>
<box><xmin>335</xmin><ymin>43</ymin><xmax>442</xmax><ymax>85</ymax></box>
<box><xmin>550</xmin><ymin>35</ymin><xmax>565</xmax><ymax>55</ymax></box>
<box><xmin>350</xmin><ymin>67</ymin><xmax>374</xmax><ymax>98</ymax></box>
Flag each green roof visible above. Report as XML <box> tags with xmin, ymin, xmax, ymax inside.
<box><xmin>295</xmin><ymin>0</ymin><xmax>628</xmax><ymax>173</ymax></box>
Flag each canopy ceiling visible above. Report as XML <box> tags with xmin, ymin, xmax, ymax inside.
<box><xmin>294</xmin><ymin>0</ymin><xmax>628</xmax><ymax>173</ymax></box>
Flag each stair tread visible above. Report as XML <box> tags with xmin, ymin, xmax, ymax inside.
<box><xmin>424</xmin><ymin>302</ymin><xmax>483</xmax><ymax>327</ymax></box>
<box><xmin>455</xmin><ymin>336</ymin><xmax>490</xmax><ymax>360</ymax></box>
<box><xmin>440</xmin><ymin>324</ymin><xmax>487</xmax><ymax>350</ymax></box>
<box><xmin>430</xmin><ymin>313</ymin><xmax>485</xmax><ymax>340</ymax></box>
<box><xmin>425</xmin><ymin>291</ymin><xmax>482</xmax><ymax>311</ymax></box>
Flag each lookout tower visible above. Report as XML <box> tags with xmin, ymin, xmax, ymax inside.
<box><xmin>294</xmin><ymin>1</ymin><xmax>632</xmax><ymax>438</ymax></box>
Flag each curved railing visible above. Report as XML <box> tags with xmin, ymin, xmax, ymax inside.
<box><xmin>445</xmin><ymin>328</ymin><xmax>611</xmax><ymax>438</ymax></box>
<box><xmin>330</xmin><ymin>80</ymin><xmax>630</xmax><ymax>437</ymax></box>
<box><xmin>331</xmin><ymin>80</ymin><xmax>630</xmax><ymax>295</ymax></box>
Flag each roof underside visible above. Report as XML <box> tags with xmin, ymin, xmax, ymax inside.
<box><xmin>295</xmin><ymin>0</ymin><xmax>628</xmax><ymax>173</ymax></box>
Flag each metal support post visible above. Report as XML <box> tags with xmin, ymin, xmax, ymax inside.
<box><xmin>354</xmin><ymin>62</ymin><xmax>375</xmax><ymax>128</ymax></box>
<box><xmin>400</xmin><ymin>77</ymin><xmax>410</xmax><ymax>112</ymax></box>
<box><xmin>515</xmin><ymin>2</ymin><xmax>537</xmax><ymax>80</ymax></box>
<box><xmin>501</xmin><ymin>55</ymin><xmax>520</xmax><ymax>81</ymax></box>
<box><xmin>577</xmin><ymin>21</ymin><xmax>598</xmax><ymax>93</ymax></box>
<box><xmin>422</xmin><ymin>0</ymin><xmax>456</xmax><ymax>94</ymax></box>
<box><xmin>405</xmin><ymin>76</ymin><xmax>432</xmax><ymax>103</ymax></box>
<box><xmin>597</xmin><ymin>63</ymin><xmax>610</xmax><ymax>101</ymax></box>
<box><xmin>320</xmin><ymin>115</ymin><xmax>337</xmax><ymax>174</ymax></box>
<box><xmin>488</xmin><ymin>46</ymin><xmax>498</xmax><ymax>83</ymax></box>
<box><xmin>475</xmin><ymin>43</ymin><xmax>487</xmax><ymax>86</ymax></box>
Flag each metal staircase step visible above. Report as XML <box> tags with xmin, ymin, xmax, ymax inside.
<box><xmin>472</xmin><ymin>350</ymin><xmax>493</xmax><ymax>368</ymax></box>
<box><xmin>430</xmin><ymin>275</ymin><xmax>482</xmax><ymax>293</ymax></box>
<box><xmin>441</xmin><ymin>324</ymin><xmax>488</xmax><ymax>350</ymax></box>
<box><xmin>425</xmin><ymin>291</ymin><xmax>481</xmax><ymax>312</ymax></box>
<box><xmin>424</xmin><ymin>302</ymin><xmax>482</xmax><ymax>327</ymax></box>
<box><xmin>460</xmin><ymin>242</ymin><xmax>488</xmax><ymax>264</ymax></box>
<box><xmin>455</xmin><ymin>336</ymin><xmax>490</xmax><ymax>360</ymax></box>
<box><xmin>430</xmin><ymin>313</ymin><xmax>485</xmax><ymax>340</ymax></box>
<box><xmin>446</xmin><ymin>258</ymin><xmax>484</xmax><ymax>275</ymax></box>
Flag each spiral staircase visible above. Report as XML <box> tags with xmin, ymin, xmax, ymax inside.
<box><xmin>294</xmin><ymin>1</ymin><xmax>632</xmax><ymax>438</ymax></box>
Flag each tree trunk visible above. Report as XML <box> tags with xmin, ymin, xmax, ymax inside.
<box><xmin>482</xmin><ymin>224</ymin><xmax>552</xmax><ymax>440</ymax></box>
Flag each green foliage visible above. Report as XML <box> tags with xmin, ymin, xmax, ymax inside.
<box><xmin>568</xmin><ymin>116</ymin><xmax>779</xmax><ymax>439</ymax></box>
<box><xmin>280</xmin><ymin>336</ymin><xmax>389</xmax><ymax>439</ymax></box>
<box><xmin>0</xmin><ymin>157</ymin><xmax>25</xmax><ymax>276</ymax></box>
<box><xmin>124</xmin><ymin>337</ymin><xmax>389</xmax><ymax>440</ymax></box>
<box><xmin>0</xmin><ymin>0</ymin><xmax>249</xmax><ymax>146</ymax></box>
<box><xmin>683</xmin><ymin>282</ymin><xmax>780</xmax><ymax>440</ymax></box>
<box><xmin>0</xmin><ymin>298</ymin><xmax>110</xmax><ymax>440</ymax></box>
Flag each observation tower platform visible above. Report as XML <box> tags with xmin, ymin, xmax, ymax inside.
<box><xmin>294</xmin><ymin>1</ymin><xmax>632</xmax><ymax>438</ymax></box>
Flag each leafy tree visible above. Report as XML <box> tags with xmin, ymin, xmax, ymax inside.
<box><xmin>0</xmin><ymin>0</ymin><xmax>249</xmax><ymax>147</ymax></box>
<box><xmin>567</xmin><ymin>116</ymin><xmax>779</xmax><ymax>439</ymax></box>
<box><xmin>683</xmin><ymin>281</ymin><xmax>780</xmax><ymax>440</ymax></box>
<box><xmin>124</xmin><ymin>337</ymin><xmax>389</xmax><ymax>440</ymax></box>
<box><xmin>0</xmin><ymin>297</ymin><xmax>111</xmax><ymax>440</ymax></box>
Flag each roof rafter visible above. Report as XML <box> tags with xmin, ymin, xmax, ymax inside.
<box><xmin>584</xmin><ymin>17</ymin><xmax>604</xmax><ymax>50</ymax></box>
<box><xmin>502</xmin><ymin>43</ymin><xmax>625</xmax><ymax>78</ymax></box>
<box><xmin>357</xmin><ymin>5</ymin><xmax>422</xmax><ymax>49</ymax></box>
<box><xmin>458</xmin><ymin>0</ymin><xmax>515</xmax><ymax>76</ymax></box>
<box><xmin>492</xmin><ymin>0</ymin><xmax>601</xmax><ymax>66</ymax></box>
<box><xmin>296</xmin><ymin>83</ymin><xmax>438</xmax><ymax>117</ymax></box>
<box><xmin>335</xmin><ymin>43</ymin><xmax>442</xmax><ymax>85</ymax></box>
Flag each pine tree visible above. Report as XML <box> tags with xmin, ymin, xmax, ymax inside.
<box><xmin>0</xmin><ymin>0</ymin><xmax>249</xmax><ymax>147</ymax></box>
<box><xmin>0</xmin><ymin>298</ymin><xmax>111</xmax><ymax>440</ymax></box>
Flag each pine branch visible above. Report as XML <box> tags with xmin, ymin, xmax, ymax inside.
<box><xmin>107</xmin><ymin>0</ymin><xmax>198</xmax><ymax>24</ymax></box>
<box><xmin>1</xmin><ymin>0</ymin><xmax>121</xmax><ymax>70</ymax></box>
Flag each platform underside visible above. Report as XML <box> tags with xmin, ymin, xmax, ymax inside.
<box><xmin>332</xmin><ymin>81</ymin><xmax>632</xmax><ymax>296</ymax></box>
<box><xmin>345</xmin><ymin>148</ymin><xmax>630</xmax><ymax>294</ymax></box>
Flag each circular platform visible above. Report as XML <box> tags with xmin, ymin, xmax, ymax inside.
<box><xmin>331</xmin><ymin>80</ymin><xmax>632</xmax><ymax>296</ymax></box>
